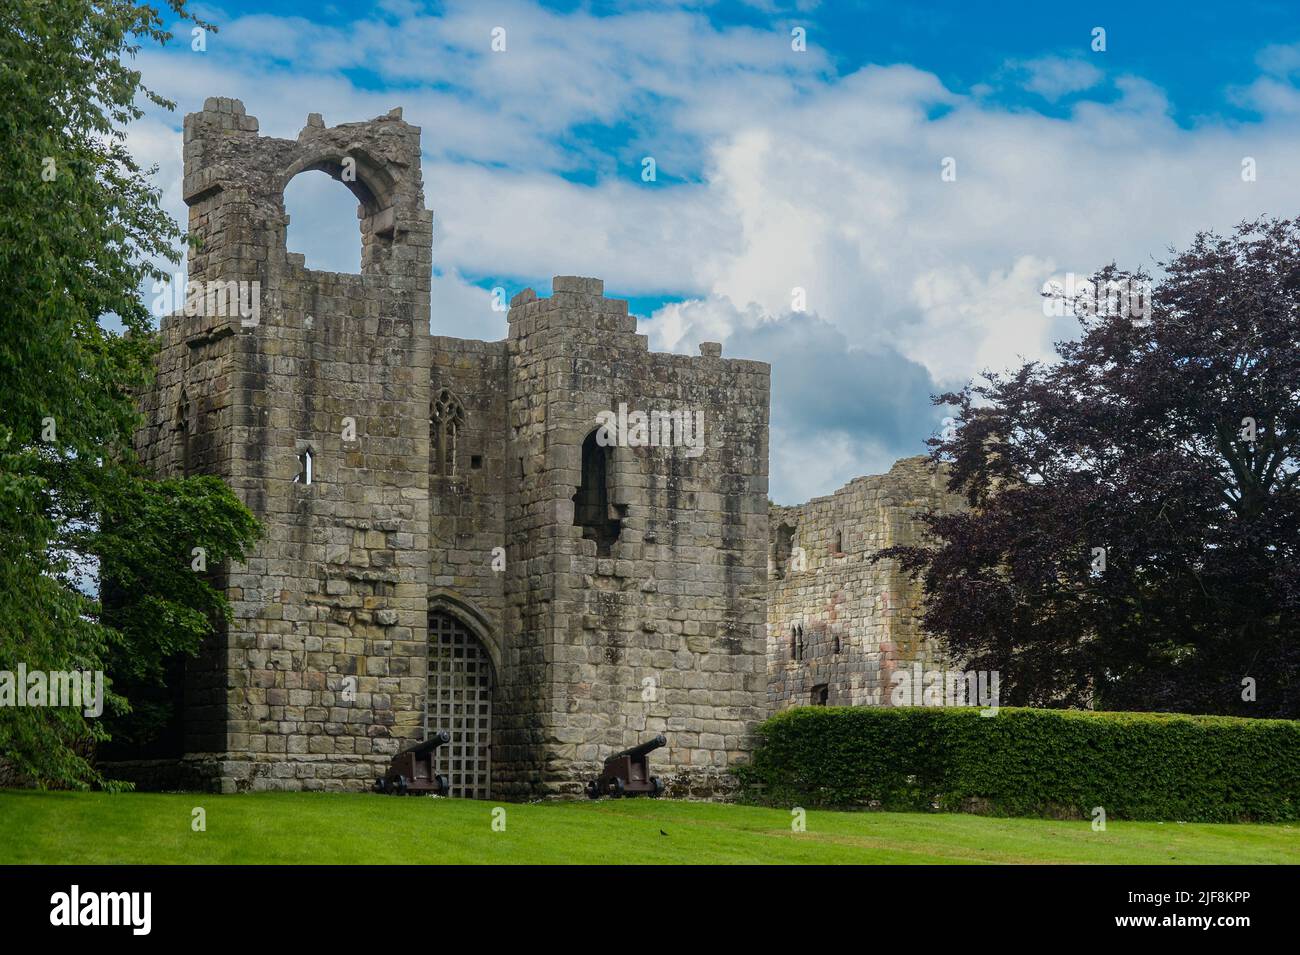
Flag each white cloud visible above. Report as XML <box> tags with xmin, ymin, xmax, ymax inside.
<box><xmin>1256</xmin><ymin>42</ymin><xmax>1300</xmax><ymax>77</ymax></box>
<box><xmin>1011</xmin><ymin>55</ymin><xmax>1104</xmax><ymax>101</ymax></box>
<box><xmin>1230</xmin><ymin>76</ymin><xmax>1300</xmax><ymax>115</ymax></box>
<box><xmin>908</xmin><ymin>256</ymin><xmax>1063</xmax><ymax>382</ymax></box>
<box><xmin>124</xmin><ymin>3</ymin><xmax>1300</xmax><ymax>502</ymax></box>
<box><xmin>432</xmin><ymin>268</ymin><xmax>505</xmax><ymax>340</ymax></box>
<box><xmin>284</xmin><ymin>171</ymin><xmax>366</xmax><ymax>273</ymax></box>
<box><xmin>424</xmin><ymin>162</ymin><xmax>733</xmax><ymax>295</ymax></box>
<box><xmin>769</xmin><ymin>427</ymin><xmax>902</xmax><ymax>507</ymax></box>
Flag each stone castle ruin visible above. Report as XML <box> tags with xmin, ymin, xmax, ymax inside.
<box><xmin>124</xmin><ymin>99</ymin><xmax>957</xmax><ymax>796</ymax></box>
<box><xmin>767</xmin><ymin>458</ymin><xmax>961</xmax><ymax>709</ymax></box>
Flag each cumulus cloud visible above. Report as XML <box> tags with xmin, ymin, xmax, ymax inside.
<box><xmin>643</xmin><ymin>297</ymin><xmax>943</xmax><ymax>503</ymax></box>
<box><xmin>122</xmin><ymin>2</ymin><xmax>1300</xmax><ymax>502</ymax></box>
<box><xmin>431</xmin><ymin>268</ymin><xmax>505</xmax><ymax>340</ymax></box>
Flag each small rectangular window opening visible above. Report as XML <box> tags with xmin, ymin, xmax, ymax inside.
<box><xmin>294</xmin><ymin>448</ymin><xmax>313</xmax><ymax>485</ymax></box>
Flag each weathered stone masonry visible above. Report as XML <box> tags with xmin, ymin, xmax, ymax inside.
<box><xmin>767</xmin><ymin>457</ymin><xmax>963</xmax><ymax>710</ymax></box>
<box><xmin>135</xmin><ymin>99</ymin><xmax>434</xmax><ymax>793</ymax></box>
<box><xmin>130</xmin><ymin>99</ymin><xmax>770</xmax><ymax>796</ymax></box>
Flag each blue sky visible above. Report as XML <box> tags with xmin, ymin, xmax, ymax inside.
<box><xmin>130</xmin><ymin>0</ymin><xmax>1300</xmax><ymax>501</ymax></box>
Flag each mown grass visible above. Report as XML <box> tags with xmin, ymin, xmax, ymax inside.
<box><xmin>1</xmin><ymin>790</ymin><xmax>1295</xmax><ymax>864</ymax></box>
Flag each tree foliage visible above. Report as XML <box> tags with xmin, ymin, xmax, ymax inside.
<box><xmin>880</xmin><ymin>218</ymin><xmax>1300</xmax><ymax>718</ymax></box>
<box><xmin>0</xmin><ymin>0</ymin><xmax>258</xmax><ymax>787</ymax></box>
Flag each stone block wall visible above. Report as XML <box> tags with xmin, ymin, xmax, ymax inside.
<box><xmin>767</xmin><ymin>457</ymin><xmax>962</xmax><ymax>710</ymax></box>
<box><xmin>425</xmin><ymin>337</ymin><xmax>510</xmax><ymax>634</ymax></box>
<box><xmin>133</xmin><ymin>99</ymin><xmax>435</xmax><ymax>792</ymax></box>
<box><xmin>424</xmin><ymin>337</ymin><xmax>518</xmax><ymax>782</ymax></box>
<box><xmin>503</xmin><ymin>279</ymin><xmax>771</xmax><ymax>797</ymax></box>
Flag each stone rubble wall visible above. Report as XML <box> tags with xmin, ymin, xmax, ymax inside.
<box><xmin>767</xmin><ymin>457</ymin><xmax>963</xmax><ymax>710</ymax></box>
<box><xmin>134</xmin><ymin>300</ymin><xmax>240</xmax><ymax>757</ymax></box>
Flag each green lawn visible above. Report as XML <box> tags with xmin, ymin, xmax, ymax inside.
<box><xmin>1</xmin><ymin>790</ymin><xmax>1295</xmax><ymax>864</ymax></box>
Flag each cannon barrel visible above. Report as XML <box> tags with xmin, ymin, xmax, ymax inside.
<box><xmin>608</xmin><ymin>734</ymin><xmax>667</xmax><ymax>762</ymax></box>
<box><xmin>407</xmin><ymin>729</ymin><xmax>451</xmax><ymax>756</ymax></box>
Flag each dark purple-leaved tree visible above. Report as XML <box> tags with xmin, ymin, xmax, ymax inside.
<box><xmin>878</xmin><ymin>217</ymin><xmax>1300</xmax><ymax>718</ymax></box>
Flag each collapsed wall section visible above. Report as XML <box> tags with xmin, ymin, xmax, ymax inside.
<box><xmin>767</xmin><ymin>456</ymin><xmax>962</xmax><ymax>710</ymax></box>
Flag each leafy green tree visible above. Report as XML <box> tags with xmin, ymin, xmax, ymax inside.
<box><xmin>0</xmin><ymin>0</ymin><xmax>259</xmax><ymax>787</ymax></box>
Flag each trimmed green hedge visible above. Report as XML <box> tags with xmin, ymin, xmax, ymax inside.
<box><xmin>740</xmin><ymin>706</ymin><xmax>1300</xmax><ymax>822</ymax></box>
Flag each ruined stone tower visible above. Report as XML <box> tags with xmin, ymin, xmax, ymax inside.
<box><xmin>131</xmin><ymin>99</ymin><xmax>770</xmax><ymax>797</ymax></box>
<box><xmin>767</xmin><ymin>458</ymin><xmax>962</xmax><ymax>709</ymax></box>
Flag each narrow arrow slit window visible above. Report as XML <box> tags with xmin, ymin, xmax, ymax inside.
<box><xmin>295</xmin><ymin>448</ymin><xmax>314</xmax><ymax>485</ymax></box>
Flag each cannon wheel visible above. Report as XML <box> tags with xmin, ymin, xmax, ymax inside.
<box><xmin>435</xmin><ymin>774</ymin><xmax>449</xmax><ymax>794</ymax></box>
<box><xmin>393</xmin><ymin>775</ymin><xmax>409</xmax><ymax>796</ymax></box>
<box><xmin>650</xmin><ymin>776</ymin><xmax>664</xmax><ymax>797</ymax></box>
<box><xmin>585</xmin><ymin>780</ymin><xmax>601</xmax><ymax>799</ymax></box>
<box><xmin>375</xmin><ymin>777</ymin><xmax>387</xmax><ymax>794</ymax></box>
<box><xmin>608</xmin><ymin>777</ymin><xmax>626</xmax><ymax>798</ymax></box>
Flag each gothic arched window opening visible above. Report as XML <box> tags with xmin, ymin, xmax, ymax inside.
<box><xmin>282</xmin><ymin>169</ymin><xmax>364</xmax><ymax>273</ymax></box>
<box><xmin>431</xmin><ymin>388</ymin><xmax>467</xmax><ymax>477</ymax></box>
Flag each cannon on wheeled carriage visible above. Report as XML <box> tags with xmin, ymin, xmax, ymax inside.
<box><xmin>586</xmin><ymin>734</ymin><xmax>667</xmax><ymax>798</ymax></box>
<box><xmin>374</xmin><ymin>729</ymin><xmax>452</xmax><ymax>795</ymax></box>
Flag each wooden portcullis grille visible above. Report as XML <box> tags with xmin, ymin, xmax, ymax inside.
<box><xmin>426</xmin><ymin>612</ymin><xmax>494</xmax><ymax>799</ymax></box>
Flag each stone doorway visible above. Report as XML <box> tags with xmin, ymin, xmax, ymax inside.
<box><xmin>426</xmin><ymin>611</ymin><xmax>494</xmax><ymax>799</ymax></box>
